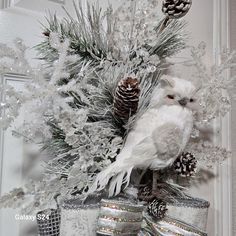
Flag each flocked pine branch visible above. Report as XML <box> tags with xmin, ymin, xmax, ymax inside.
<box><xmin>0</xmin><ymin>0</ymin><xmax>193</xmax><ymax>210</ymax></box>
<box><xmin>112</xmin><ymin>0</ymin><xmax>188</xmax><ymax>61</ymax></box>
<box><xmin>146</xmin><ymin>19</ymin><xmax>188</xmax><ymax>59</ymax></box>
<box><xmin>36</xmin><ymin>0</ymin><xmax>188</xmax><ymax>73</ymax></box>
<box><xmin>36</xmin><ymin>0</ymin><xmax>116</xmax><ymax>70</ymax></box>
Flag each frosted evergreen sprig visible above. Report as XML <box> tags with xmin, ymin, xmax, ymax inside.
<box><xmin>146</xmin><ymin>19</ymin><xmax>188</xmax><ymax>59</ymax></box>
<box><xmin>0</xmin><ymin>0</ymin><xmax>194</xmax><ymax>210</ymax></box>
<box><xmin>36</xmin><ymin>0</ymin><xmax>188</xmax><ymax>72</ymax></box>
<box><xmin>36</xmin><ymin>0</ymin><xmax>116</xmax><ymax>69</ymax></box>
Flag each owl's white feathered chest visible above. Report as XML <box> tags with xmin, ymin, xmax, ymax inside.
<box><xmin>138</xmin><ymin>105</ymin><xmax>192</xmax><ymax>130</ymax></box>
<box><xmin>134</xmin><ymin>105</ymin><xmax>193</xmax><ymax>148</ymax></box>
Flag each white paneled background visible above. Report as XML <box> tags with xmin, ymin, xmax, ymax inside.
<box><xmin>229</xmin><ymin>0</ymin><xmax>236</xmax><ymax>234</ymax></box>
<box><xmin>0</xmin><ymin>0</ymin><xmax>234</xmax><ymax>235</ymax></box>
<box><xmin>0</xmin><ymin>75</ymin><xmax>29</xmax><ymax>236</ymax></box>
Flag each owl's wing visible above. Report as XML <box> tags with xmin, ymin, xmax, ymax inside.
<box><xmin>150</xmin><ymin>123</ymin><xmax>183</xmax><ymax>170</ymax></box>
<box><xmin>88</xmin><ymin>135</ymin><xmax>155</xmax><ymax>197</ymax></box>
<box><xmin>122</xmin><ymin>122</ymin><xmax>183</xmax><ymax>169</ymax></box>
<box><xmin>124</xmin><ymin>136</ymin><xmax>157</xmax><ymax>166</ymax></box>
<box><xmin>108</xmin><ymin>136</ymin><xmax>157</xmax><ymax>196</ymax></box>
<box><xmin>89</xmin><ymin>123</ymin><xmax>183</xmax><ymax>197</ymax></box>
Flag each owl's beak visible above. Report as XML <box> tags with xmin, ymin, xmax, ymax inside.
<box><xmin>178</xmin><ymin>97</ymin><xmax>188</xmax><ymax>106</ymax></box>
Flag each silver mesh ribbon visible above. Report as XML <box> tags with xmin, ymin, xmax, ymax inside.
<box><xmin>36</xmin><ymin>208</ymin><xmax>61</xmax><ymax>236</ymax></box>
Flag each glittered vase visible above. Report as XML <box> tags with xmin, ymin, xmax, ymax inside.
<box><xmin>60</xmin><ymin>197</ymin><xmax>100</xmax><ymax>236</ymax></box>
<box><xmin>97</xmin><ymin>198</ymin><xmax>144</xmax><ymax>235</ymax></box>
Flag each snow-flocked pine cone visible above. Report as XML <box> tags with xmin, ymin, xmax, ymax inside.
<box><xmin>162</xmin><ymin>0</ymin><xmax>192</xmax><ymax>19</ymax></box>
<box><xmin>173</xmin><ymin>152</ymin><xmax>197</xmax><ymax>177</ymax></box>
<box><xmin>113</xmin><ymin>77</ymin><xmax>140</xmax><ymax>120</ymax></box>
<box><xmin>147</xmin><ymin>199</ymin><xmax>167</xmax><ymax>219</ymax></box>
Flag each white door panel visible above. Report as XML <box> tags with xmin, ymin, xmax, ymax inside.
<box><xmin>0</xmin><ymin>74</ymin><xmax>29</xmax><ymax>236</ymax></box>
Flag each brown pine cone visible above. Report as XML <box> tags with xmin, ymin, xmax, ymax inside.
<box><xmin>113</xmin><ymin>77</ymin><xmax>140</xmax><ymax>120</ymax></box>
<box><xmin>162</xmin><ymin>0</ymin><xmax>192</xmax><ymax>19</ymax></box>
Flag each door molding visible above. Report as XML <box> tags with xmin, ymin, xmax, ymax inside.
<box><xmin>0</xmin><ymin>73</ymin><xmax>30</xmax><ymax>195</ymax></box>
<box><xmin>0</xmin><ymin>0</ymin><xmax>11</xmax><ymax>9</ymax></box>
<box><xmin>0</xmin><ymin>0</ymin><xmax>22</xmax><ymax>9</ymax></box>
<box><xmin>213</xmin><ymin>0</ymin><xmax>232</xmax><ymax>235</ymax></box>
<box><xmin>0</xmin><ymin>73</ymin><xmax>30</xmax><ymax>236</ymax></box>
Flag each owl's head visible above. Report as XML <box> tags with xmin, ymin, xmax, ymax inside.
<box><xmin>150</xmin><ymin>75</ymin><xmax>199</xmax><ymax>111</ymax></box>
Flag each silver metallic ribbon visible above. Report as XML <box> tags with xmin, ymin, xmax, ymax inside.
<box><xmin>97</xmin><ymin>199</ymin><xmax>144</xmax><ymax>235</ymax></box>
<box><xmin>139</xmin><ymin>197</ymin><xmax>210</xmax><ymax>236</ymax></box>
<box><xmin>139</xmin><ymin>214</ymin><xmax>208</xmax><ymax>236</ymax></box>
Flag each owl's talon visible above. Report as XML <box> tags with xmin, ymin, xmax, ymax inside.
<box><xmin>138</xmin><ymin>194</ymin><xmax>155</xmax><ymax>202</ymax></box>
<box><xmin>151</xmin><ymin>190</ymin><xmax>160</xmax><ymax>199</ymax></box>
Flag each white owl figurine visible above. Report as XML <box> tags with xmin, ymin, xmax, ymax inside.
<box><xmin>89</xmin><ymin>75</ymin><xmax>199</xmax><ymax>197</ymax></box>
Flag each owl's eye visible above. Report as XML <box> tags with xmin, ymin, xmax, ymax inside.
<box><xmin>167</xmin><ymin>95</ymin><xmax>175</xmax><ymax>99</ymax></box>
<box><xmin>190</xmin><ymin>98</ymin><xmax>195</xmax><ymax>102</ymax></box>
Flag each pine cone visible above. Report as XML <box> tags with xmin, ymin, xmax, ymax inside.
<box><xmin>162</xmin><ymin>0</ymin><xmax>192</xmax><ymax>19</ymax></box>
<box><xmin>113</xmin><ymin>77</ymin><xmax>140</xmax><ymax>120</ymax></box>
<box><xmin>173</xmin><ymin>152</ymin><xmax>197</xmax><ymax>177</ymax></box>
<box><xmin>147</xmin><ymin>199</ymin><xmax>167</xmax><ymax>219</ymax></box>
